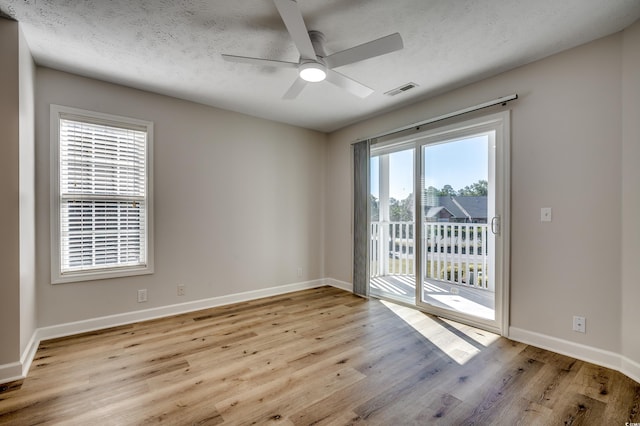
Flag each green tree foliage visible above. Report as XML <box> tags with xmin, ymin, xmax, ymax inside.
<box><xmin>370</xmin><ymin>194</ymin><xmax>379</xmax><ymax>220</ymax></box>
<box><xmin>439</xmin><ymin>184</ymin><xmax>457</xmax><ymax>196</ymax></box>
<box><xmin>389</xmin><ymin>195</ymin><xmax>413</xmax><ymax>222</ymax></box>
<box><xmin>433</xmin><ymin>181</ymin><xmax>488</xmax><ymax>197</ymax></box>
<box><xmin>457</xmin><ymin>180</ymin><xmax>488</xmax><ymax>196</ymax></box>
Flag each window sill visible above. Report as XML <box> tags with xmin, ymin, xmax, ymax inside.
<box><xmin>52</xmin><ymin>265</ymin><xmax>154</xmax><ymax>284</ymax></box>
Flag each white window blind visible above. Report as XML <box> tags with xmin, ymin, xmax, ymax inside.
<box><xmin>51</xmin><ymin>105</ymin><xmax>153</xmax><ymax>283</ymax></box>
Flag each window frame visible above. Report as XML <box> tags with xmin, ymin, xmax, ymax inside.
<box><xmin>50</xmin><ymin>104</ymin><xmax>154</xmax><ymax>284</ymax></box>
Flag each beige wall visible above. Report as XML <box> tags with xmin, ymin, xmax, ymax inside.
<box><xmin>326</xmin><ymin>33</ymin><xmax>625</xmax><ymax>353</ymax></box>
<box><xmin>0</xmin><ymin>18</ymin><xmax>21</xmax><ymax>366</ymax></box>
<box><xmin>621</xmin><ymin>20</ymin><xmax>640</xmax><ymax>364</ymax></box>
<box><xmin>35</xmin><ymin>68</ymin><xmax>326</xmax><ymax>326</ymax></box>
<box><xmin>19</xmin><ymin>27</ymin><xmax>36</xmax><ymax>357</ymax></box>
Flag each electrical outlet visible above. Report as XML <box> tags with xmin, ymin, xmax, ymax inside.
<box><xmin>541</xmin><ymin>207</ymin><xmax>552</xmax><ymax>222</ymax></box>
<box><xmin>573</xmin><ymin>315</ymin><xmax>586</xmax><ymax>333</ymax></box>
<box><xmin>137</xmin><ymin>289</ymin><xmax>147</xmax><ymax>303</ymax></box>
<box><xmin>297</xmin><ymin>267</ymin><xmax>303</xmax><ymax>278</ymax></box>
<box><xmin>177</xmin><ymin>284</ymin><xmax>185</xmax><ymax>296</ymax></box>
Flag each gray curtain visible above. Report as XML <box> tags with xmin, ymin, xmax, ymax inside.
<box><xmin>353</xmin><ymin>140</ymin><xmax>370</xmax><ymax>297</ymax></box>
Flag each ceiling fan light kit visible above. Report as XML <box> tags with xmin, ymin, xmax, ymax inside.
<box><xmin>222</xmin><ymin>0</ymin><xmax>403</xmax><ymax>99</ymax></box>
<box><xmin>299</xmin><ymin>61</ymin><xmax>326</xmax><ymax>82</ymax></box>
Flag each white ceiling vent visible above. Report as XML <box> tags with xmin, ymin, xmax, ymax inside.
<box><xmin>385</xmin><ymin>82</ymin><xmax>419</xmax><ymax>96</ymax></box>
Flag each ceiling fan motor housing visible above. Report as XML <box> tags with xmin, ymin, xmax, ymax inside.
<box><xmin>307</xmin><ymin>30</ymin><xmax>328</xmax><ymax>58</ymax></box>
<box><xmin>298</xmin><ymin>31</ymin><xmax>327</xmax><ymax>82</ymax></box>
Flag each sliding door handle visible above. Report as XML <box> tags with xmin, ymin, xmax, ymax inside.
<box><xmin>491</xmin><ymin>216</ymin><xmax>500</xmax><ymax>235</ymax></box>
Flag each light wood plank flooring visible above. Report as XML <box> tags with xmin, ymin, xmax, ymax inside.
<box><xmin>1</xmin><ymin>287</ymin><xmax>638</xmax><ymax>425</ymax></box>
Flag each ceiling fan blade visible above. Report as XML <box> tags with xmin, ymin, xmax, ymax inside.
<box><xmin>324</xmin><ymin>33</ymin><xmax>403</xmax><ymax>69</ymax></box>
<box><xmin>325</xmin><ymin>70</ymin><xmax>374</xmax><ymax>98</ymax></box>
<box><xmin>283</xmin><ymin>77</ymin><xmax>307</xmax><ymax>99</ymax></box>
<box><xmin>273</xmin><ymin>0</ymin><xmax>316</xmax><ymax>60</ymax></box>
<box><xmin>222</xmin><ymin>54</ymin><xmax>298</xmax><ymax>69</ymax></box>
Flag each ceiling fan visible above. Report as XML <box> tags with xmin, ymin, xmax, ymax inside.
<box><xmin>222</xmin><ymin>0</ymin><xmax>403</xmax><ymax>99</ymax></box>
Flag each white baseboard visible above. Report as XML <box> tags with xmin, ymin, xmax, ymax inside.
<box><xmin>509</xmin><ymin>327</ymin><xmax>640</xmax><ymax>384</ymax></box>
<box><xmin>326</xmin><ymin>278</ymin><xmax>353</xmax><ymax>292</ymax></box>
<box><xmin>1</xmin><ymin>279</ymin><xmax>326</xmax><ymax>385</ymax></box>
<box><xmin>20</xmin><ymin>331</ymin><xmax>40</xmax><ymax>378</ymax></box>
<box><xmin>0</xmin><ymin>362</ymin><xmax>23</xmax><ymax>385</ymax></box>
<box><xmin>36</xmin><ymin>279</ymin><xmax>326</xmax><ymax>342</ymax></box>
<box><xmin>621</xmin><ymin>356</ymin><xmax>640</xmax><ymax>385</ymax></box>
<box><xmin>0</xmin><ymin>333</ymin><xmax>40</xmax><ymax>385</ymax></box>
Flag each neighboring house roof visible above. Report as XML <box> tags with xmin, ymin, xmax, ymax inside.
<box><xmin>425</xmin><ymin>206</ymin><xmax>454</xmax><ymax>219</ymax></box>
<box><xmin>426</xmin><ymin>196</ymin><xmax>487</xmax><ymax>220</ymax></box>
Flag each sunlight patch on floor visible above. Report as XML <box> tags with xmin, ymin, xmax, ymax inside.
<box><xmin>437</xmin><ymin>317</ymin><xmax>500</xmax><ymax>348</ymax></box>
<box><xmin>370</xmin><ymin>276</ymin><xmax>413</xmax><ymax>297</ymax></box>
<box><xmin>380</xmin><ymin>300</ymin><xmax>498</xmax><ymax>365</ymax></box>
<box><xmin>428</xmin><ymin>294</ymin><xmax>495</xmax><ymax>320</ymax></box>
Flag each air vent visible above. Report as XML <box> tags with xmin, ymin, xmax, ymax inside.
<box><xmin>385</xmin><ymin>82</ymin><xmax>419</xmax><ymax>96</ymax></box>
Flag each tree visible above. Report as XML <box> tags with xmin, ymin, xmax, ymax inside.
<box><xmin>370</xmin><ymin>194</ymin><xmax>379</xmax><ymax>220</ymax></box>
<box><xmin>399</xmin><ymin>194</ymin><xmax>414</xmax><ymax>221</ymax></box>
<box><xmin>389</xmin><ymin>197</ymin><xmax>402</xmax><ymax>221</ymax></box>
<box><xmin>389</xmin><ymin>194</ymin><xmax>413</xmax><ymax>222</ymax></box>
<box><xmin>458</xmin><ymin>180</ymin><xmax>488</xmax><ymax>196</ymax></box>
<box><xmin>438</xmin><ymin>184</ymin><xmax>456</xmax><ymax>196</ymax></box>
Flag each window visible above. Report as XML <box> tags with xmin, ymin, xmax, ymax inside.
<box><xmin>50</xmin><ymin>105</ymin><xmax>153</xmax><ymax>283</ymax></box>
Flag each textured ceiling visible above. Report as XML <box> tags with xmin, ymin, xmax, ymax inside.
<box><xmin>2</xmin><ymin>0</ymin><xmax>639</xmax><ymax>132</ymax></box>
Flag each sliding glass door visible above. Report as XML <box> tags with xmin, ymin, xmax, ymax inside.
<box><xmin>417</xmin><ymin>129</ymin><xmax>498</xmax><ymax>330</ymax></box>
<box><xmin>367</xmin><ymin>112</ymin><xmax>509</xmax><ymax>334</ymax></box>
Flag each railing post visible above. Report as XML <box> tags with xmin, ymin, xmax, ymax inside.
<box><xmin>455</xmin><ymin>223</ymin><xmax>461</xmax><ymax>285</ymax></box>
<box><xmin>464</xmin><ymin>224</ymin><xmax>470</xmax><ymax>287</ymax></box>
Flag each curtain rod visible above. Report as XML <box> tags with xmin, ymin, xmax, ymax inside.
<box><xmin>355</xmin><ymin>94</ymin><xmax>518</xmax><ymax>143</ymax></box>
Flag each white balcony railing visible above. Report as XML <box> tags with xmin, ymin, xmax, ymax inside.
<box><xmin>370</xmin><ymin>221</ymin><xmax>491</xmax><ymax>291</ymax></box>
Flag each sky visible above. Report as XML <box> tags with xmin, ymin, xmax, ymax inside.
<box><xmin>371</xmin><ymin>135</ymin><xmax>489</xmax><ymax>199</ymax></box>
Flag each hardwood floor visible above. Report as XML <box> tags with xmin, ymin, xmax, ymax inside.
<box><xmin>1</xmin><ymin>286</ymin><xmax>638</xmax><ymax>425</ymax></box>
